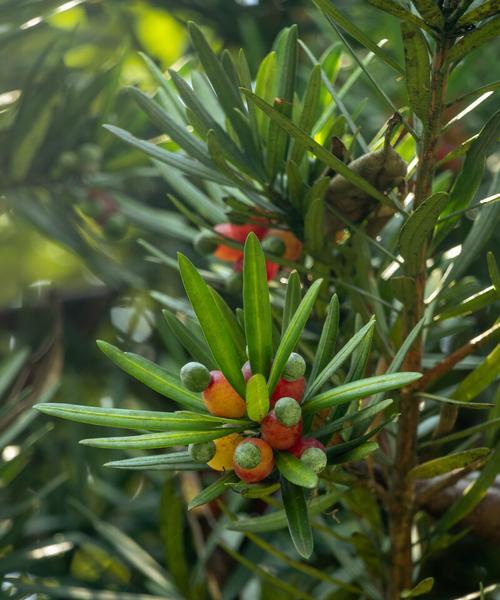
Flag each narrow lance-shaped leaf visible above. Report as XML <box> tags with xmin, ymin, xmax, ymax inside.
<box><xmin>399</xmin><ymin>192</ymin><xmax>448</xmax><ymax>275</ymax></box>
<box><xmin>227</xmin><ymin>487</ymin><xmax>345</xmax><ymax>532</ymax></box>
<box><xmin>305</xmin><ymin>319</ymin><xmax>375</xmax><ymax>400</ymax></box>
<box><xmin>411</xmin><ymin>0</ymin><xmax>444</xmax><ymax>27</ymax></box>
<box><xmin>178</xmin><ymin>254</ymin><xmax>246</xmax><ymax>397</ymax></box>
<box><xmin>434</xmin><ymin>442</ymin><xmax>500</xmax><ymax>535</ymax></box>
<box><xmin>303</xmin><ymin>372</ymin><xmax>422</xmax><ymax>415</ymax></box>
<box><xmin>312</xmin><ymin>0</ymin><xmax>404</xmax><ymax>75</ymax></box>
<box><xmin>104</xmin><ymin>452</ymin><xmax>205</xmax><ymax>471</ymax></box>
<box><xmin>309</xmin><ymin>294</ymin><xmax>339</xmax><ymax>385</ymax></box>
<box><xmin>80</xmin><ymin>428</ymin><xmax>244</xmax><ymax>450</ymax></box>
<box><xmin>188</xmin><ymin>471</ymin><xmax>238</xmax><ymax>510</ymax></box>
<box><xmin>244</xmin><ymin>233</ymin><xmax>273</xmax><ymax>377</ymax></box>
<box><xmin>246</xmin><ymin>374</ymin><xmax>270</xmax><ymax>423</ymax></box>
<box><xmin>282</xmin><ymin>270</ymin><xmax>302</xmax><ymax>335</ymax></box>
<box><xmin>408</xmin><ymin>448</ymin><xmax>491</xmax><ymax>480</ymax></box>
<box><xmin>242</xmin><ymin>90</ymin><xmax>395</xmax><ymax>209</ymax></box>
<box><xmin>401</xmin><ymin>22</ymin><xmax>430</xmax><ymax>123</ymax></box>
<box><xmin>448</xmin><ymin>17</ymin><xmax>500</xmax><ymax>64</ymax></box>
<box><xmin>276</xmin><ymin>452</ymin><xmax>318</xmax><ymax>489</ymax></box>
<box><xmin>97</xmin><ymin>341</ymin><xmax>204</xmax><ymax>412</ymax></box>
<box><xmin>280</xmin><ymin>477</ymin><xmax>314</xmax><ymax>558</ymax></box>
<box><xmin>268</xmin><ymin>279</ymin><xmax>323</xmax><ymax>394</ymax></box>
<box><xmin>290</xmin><ymin>64</ymin><xmax>322</xmax><ymax>165</ymax></box>
<box><xmin>35</xmin><ymin>403</ymin><xmax>249</xmax><ymax>432</ymax></box>
<box><xmin>162</xmin><ymin>309</ymin><xmax>217</xmax><ymax>369</ymax></box>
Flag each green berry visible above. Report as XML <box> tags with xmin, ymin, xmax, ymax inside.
<box><xmin>194</xmin><ymin>231</ymin><xmax>218</xmax><ymax>254</ymax></box>
<box><xmin>274</xmin><ymin>397</ymin><xmax>301</xmax><ymax>427</ymax></box>
<box><xmin>262</xmin><ymin>235</ymin><xmax>286</xmax><ymax>256</ymax></box>
<box><xmin>180</xmin><ymin>362</ymin><xmax>211</xmax><ymax>392</ymax></box>
<box><xmin>234</xmin><ymin>441</ymin><xmax>262</xmax><ymax>469</ymax></box>
<box><xmin>300</xmin><ymin>447</ymin><xmax>327</xmax><ymax>473</ymax></box>
<box><xmin>283</xmin><ymin>352</ymin><xmax>306</xmax><ymax>381</ymax></box>
<box><xmin>189</xmin><ymin>441</ymin><xmax>216</xmax><ymax>463</ymax></box>
<box><xmin>57</xmin><ymin>151</ymin><xmax>79</xmax><ymax>172</ymax></box>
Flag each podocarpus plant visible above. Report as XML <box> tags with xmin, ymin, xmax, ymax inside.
<box><xmin>37</xmin><ymin>2</ymin><xmax>500</xmax><ymax>598</ymax></box>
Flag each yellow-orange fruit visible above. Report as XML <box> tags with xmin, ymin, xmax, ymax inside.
<box><xmin>207</xmin><ymin>433</ymin><xmax>244</xmax><ymax>471</ymax></box>
<box><xmin>266</xmin><ymin>229</ymin><xmax>302</xmax><ymax>261</ymax></box>
<box><xmin>202</xmin><ymin>370</ymin><xmax>246</xmax><ymax>418</ymax></box>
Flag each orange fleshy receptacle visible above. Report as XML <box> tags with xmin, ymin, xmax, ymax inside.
<box><xmin>207</xmin><ymin>433</ymin><xmax>245</xmax><ymax>471</ymax></box>
<box><xmin>202</xmin><ymin>370</ymin><xmax>247</xmax><ymax>418</ymax></box>
<box><xmin>213</xmin><ymin>223</ymin><xmax>268</xmax><ymax>262</ymax></box>
<box><xmin>233</xmin><ymin>438</ymin><xmax>274</xmax><ymax>483</ymax></box>
<box><xmin>265</xmin><ymin>229</ymin><xmax>303</xmax><ymax>261</ymax></box>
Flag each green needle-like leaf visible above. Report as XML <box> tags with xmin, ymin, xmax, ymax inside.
<box><xmin>303</xmin><ymin>372</ymin><xmax>421</xmax><ymax>415</ymax></box>
<box><xmin>105</xmin><ymin>452</ymin><xmax>205</xmax><ymax>471</ymax></box>
<box><xmin>276</xmin><ymin>453</ymin><xmax>319</xmax><ymax>489</ymax></box>
<box><xmin>409</xmin><ymin>448</ymin><xmax>491</xmax><ymax>480</ymax></box>
<box><xmin>280</xmin><ymin>478</ymin><xmax>314</xmax><ymax>558</ymax></box>
<box><xmin>178</xmin><ymin>254</ymin><xmax>246</xmax><ymax>397</ymax></box>
<box><xmin>97</xmin><ymin>341</ymin><xmax>204</xmax><ymax>412</ymax></box>
<box><xmin>401</xmin><ymin>22</ymin><xmax>430</xmax><ymax>123</ymax></box>
<box><xmin>268</xmin><ymin>279</ymin><xmax>323</xmax><ymax>394</ymax></box>
<box><xmin>244</xmin><ymin>233</ymin><xmax>273</xmax><ymax>377</ymax></box>
<box><xmin>188</xmin><ymin>472</ymin><xmax>239</xmax><ymax>510</ymax></box>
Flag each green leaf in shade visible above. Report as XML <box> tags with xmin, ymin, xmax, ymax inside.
<box><xmin>178</xmin><ymin>254</ymin><xmax>246</xmax><ymax>397</ymax></box>
<box><xmin>0</xmin><ymin>347</ymin><xmax>29</xmax><ymax>399</ymax></box>
<box><xmin>237</xmin><ymin>49</ymin><xmax>262</xmax><ymax>152</ymax></box>
<box><xmin>434</xmin><ymin>442</ymin><xmax>500</xmax><ymax>535</ymax></box>
<box><xmin>246</xmin><ymin>374</ymin><xmax>270</xmax><ymax>423</ymax></box>
<box><xmin>104</xmin><ymin>452</ymin><xmax>204</xmax><ymax>471</ymax></box>
<box><xmin>103</xmin><ymin>125</ymin><xmax>232</xmax><ymax>188</ymax></box>
<box><xmin>127</xmin><ymin>86</ymin><xmax>210</xmax><ymax>166</ymax></box>
<box><xmin>314</xmin><ymin>398</ymin><xmax>394</xmax><ymax>439</ymax></box>
<box><xmin>368</xmin><ymin>0</ymin><xmax>432</xmax><ymax>33</ymax></box>
<box><xmin>305</xmin><ymin>319</ymin><xmax>375</xmax><ymax>400</ymax></box>
<box><xmin>401</xmin><ymin>23</ymin><xmax>430</xmax><ymax>123</ymax></box>
<box><xmin>411</xmin><ymin>0</ymin><xmax>444</xmax><ymax>26</ymax></box>
<box><xmin>210</xmin><ymin>288</ymin><xmax>247</xmax><ymax>365</ymax></box>
<box><xmin>268</xmin><ymin>279</ymin><xmax>323</xmax><ymax>394</ymax></box>
<box><xmin>418</xmin><ymin>392</ymin><xmax>494</xmax><ymax>410</ymax></box>
<box><xmin>312</xmin><ymin>0</ymin><xmax>404</xmax><ymax>74</ymax></box>
<box><xmin>254</xmin><ymin>51</ymin><xmax>277</xmax><ymax>139</ymax></box>
<box><xmin>35</xmin><ymin>403</ymin><xmax>250</xmax><ymax>432</ymax></box>
<box><xmin>453</xmin><ymin>343</ymin><xmax>500</xmax><ymax>403</ymax></box>
<box><xmin>401</xmin><ymin>578</ymin><xmax>435</xmax><ymax>598</ymax></box>
<box><xmin>369</xmin><ymin>317</ymin><xmax>425</xmax><ymax>406</ymax></box>
<box><xmin>409</xmin><ymin>448</ymin><xmax>491</xmax><ymax>480</ymax></box>
<box><xmin>80</xmin><ymin>428</ymin><xmax>245</xmax><ymax>450</ymax></box>
<box><xmin>96</xmin><ymin>341</ymin><xmax>203</xmax><ymax>412</ymax></box>
<box><xmin>227</xmin><ymin>481</ymin><xmax>281</xmax><ymax>498</ymax></box>
<box><xmin>448</xmin><ymin>17</ymin><xmax>500</xmax><ymax>64</ymax></box>
<box><xmin>282</xmin><ymin>271</ymin><xmax>302</xmax><ymax>335</ymax></box>
<box><xmin>242</xmin><ymin>90</ymin><xmax>395</xmax><ymax>209</ymax></box>
<box><xmin>290</xmin><ymin>64</ymin><xmax>322</xmax><ymax>165</ymax></box>
<box><xmin>243</xmin><ymin>233</ymin><xmax>273</xmax><ymax>377</ymax></box>
<box><xmin>227</xmin><ymin>487</ymin><xmax>344</xmax><ymax>532</ymax></box>
<box><xmin>162</xmin><ymin>309</ymin><xmax>216</xmax><ymax>369</ymax></box>
<box><xmin>280</xmin><ymin>478</ymin><xmax>314</xmax><ymax>558</ymax></box>
<box><xmin>188</xmin><ymin>471</ymin><xmax>238</xmax><ymax>510</ymax></box>
<box><xmin>420</xmin><ymin>417</ymin><xmax>500</xmax><ymax>448</ymax></box>
<box><xmin>487</xmin><ymin>251</ymin><xmax>500</xmax><ymax>292</ymax></box>
<box><xmin>303</xmin><ymin>372</ymin><xmax>421</xmax><ymax>415</ymax></box>
<box><xmin>458</xmin><ymin>0</ymin><xmax>500</xmax><ymax>25</ymax></box>
<box><xmin>276</xmin><ymin>452</ymin><xmax>318</xmax><ymax>489</ymax></box>
<box><xmin>304</xmin><ymin>194</ymin><xmax>327</xmax><ymax>257</ymax></box>
<box><xmin>436</xmin><ymin>109</ymin><xmax>500</xmax><ymax>240</ymax></box>
<box><xmin>308</xmin><ymin>295</ymin><xmax>339</xmax><ymax>386</ymax></box>
<box><xmin>435</xmin><ymin>285</ymin><xmax>498</xmax><ymax>321</ymax></box>
<box><xmin>327</xmin><ymin>415</ymin><xmax>399</xmax><ymax>458</ymax></box>
<box><xmin>399</xmin><ymin>192</ymin><xmax>448</xmax><ymax>275</ymax></box>
<box><xmin>328</xmin><ymin>441</ymin><xmax>379</xmax><ymax>465</ymax></box>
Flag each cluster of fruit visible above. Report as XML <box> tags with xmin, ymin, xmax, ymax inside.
<box><xmin>180</xmin><ymin>353</ymin><xmax>327</xmax><ymax>483</ymax></box>
<box><xmin>195</xmin><ymin>222</ymin><xmax>302</xmax><ymax>285</ymax></box>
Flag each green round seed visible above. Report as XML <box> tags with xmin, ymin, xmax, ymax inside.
<box><xmin>301</xmin><ymin>447</ymin><xmax>327</xmax><ymax>473</ymax></box>
<box><xmin>234</xmin><ymin>441</ymin><xmax>261</xmax><ymax>469</ymax></box>
<box><xmin>194</xmin><ymin>231</ymin><xmax>218</xmax><ymax>254</ymax></box>
<box><xmin>262</xmin><ymin>235</ymin><xmax>286</xmax><ymax>256</ymax></box>
<box><xmin>180</xmin><ymin>362</ymin><xmax>211</xmax><ymax>392</ymax></box>
<box><xmin>283</xmin><ymin>352</ymin><xmax>306</xmax><ymax>381</ymax></box>
<box><xmin>189</xmin><ymin>441</ymin><xmax>216</xmax><ymax>463</ymax></box>
<box><xmin>274</xmin><ymin>397</ymin><xmax>301</xmax><ymax>427</ymax></box>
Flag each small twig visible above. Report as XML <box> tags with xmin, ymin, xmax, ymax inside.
<box><xmin>418</xmin><ymin>321</ymin><xmax>500</xmax><ymax>390</ymax></box>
